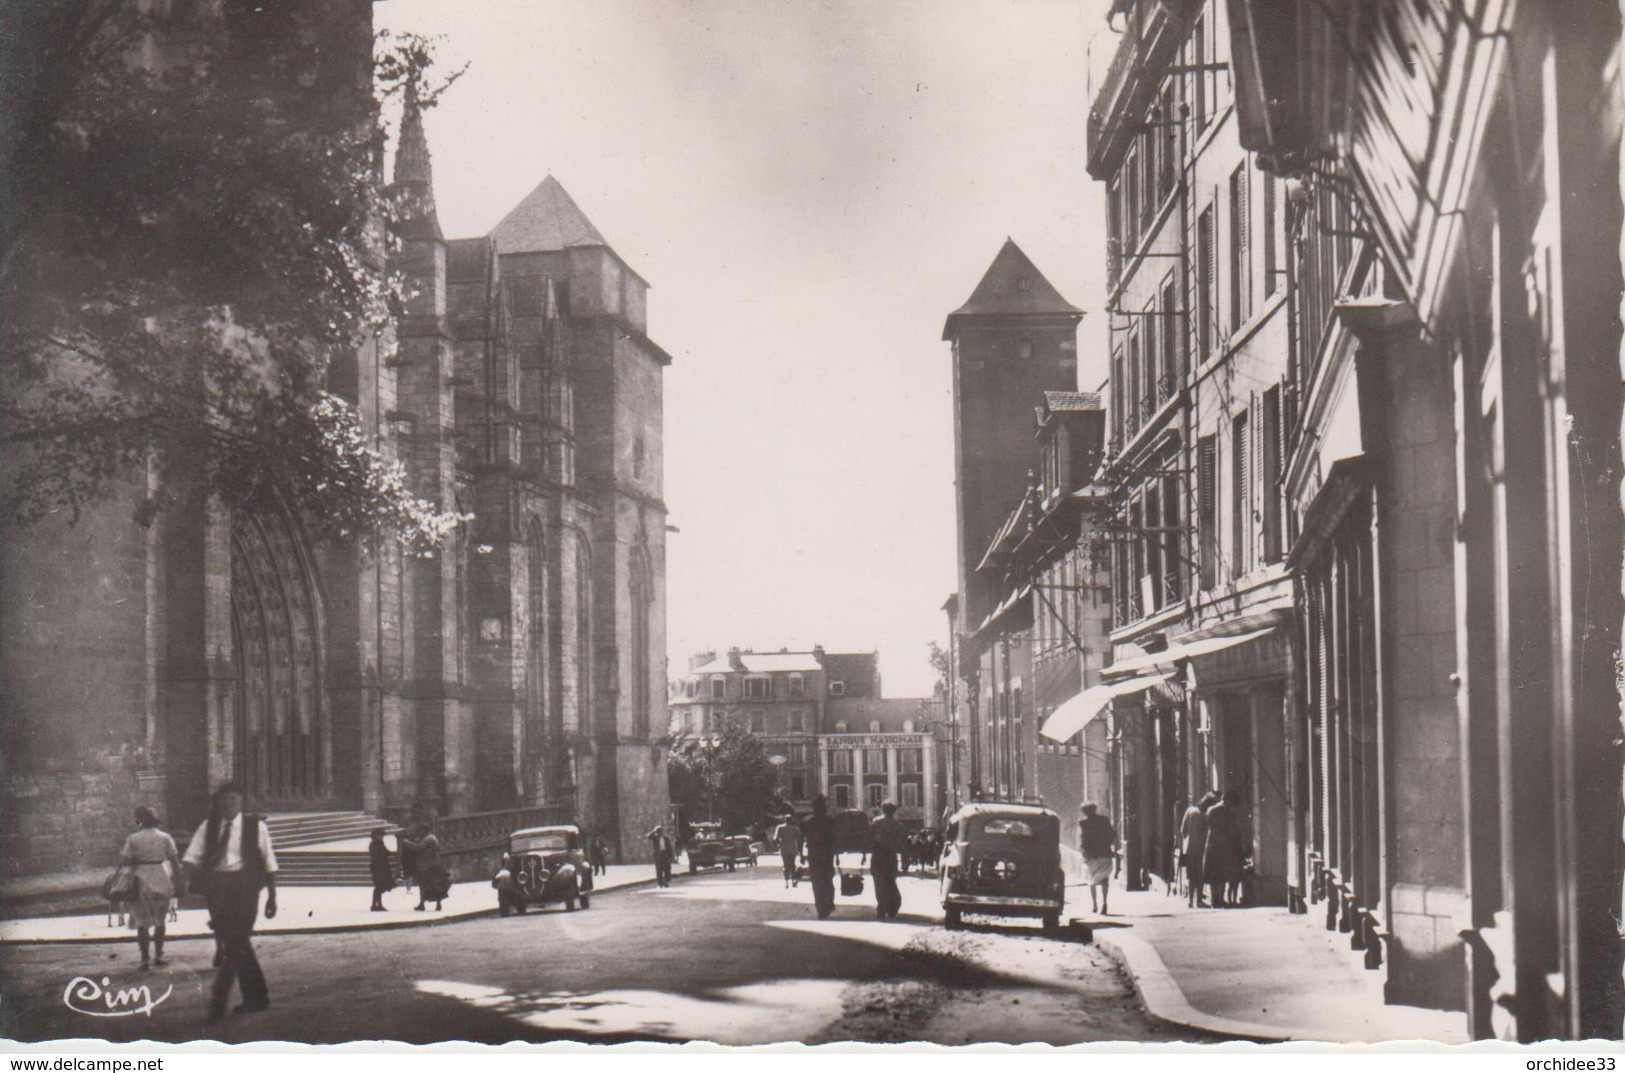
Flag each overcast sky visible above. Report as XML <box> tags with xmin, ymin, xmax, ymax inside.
<box><xmin>377</xmin><ymin>0</ymin><xmax>1116</xmax><ymax>697</ymax></box>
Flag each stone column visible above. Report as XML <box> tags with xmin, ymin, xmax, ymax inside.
<box><xmin>885</xmin><ymin>745</ymin><xmax>899</xmax><ymax>806</ymax></box>
<box><xmin>852</xmin><ymin>743</ymin><xmax>864</xmax><ymax>807</ymax></box>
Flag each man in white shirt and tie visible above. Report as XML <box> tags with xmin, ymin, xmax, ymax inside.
<box><xmin>183</xmin><ymin>782</ymin><xmax>278</xmax><ymax>1024</ymax></box>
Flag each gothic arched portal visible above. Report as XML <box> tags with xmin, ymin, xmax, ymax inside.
<box><xmin>230</xmin><ymin>499</ymin><xmax>329</xmax><ymax>807</ymax></box>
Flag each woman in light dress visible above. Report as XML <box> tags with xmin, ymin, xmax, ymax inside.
<box><xmin>119</xmin><ymin>806</ymin><xmax>181</xmax><ymax>970</ymax></box>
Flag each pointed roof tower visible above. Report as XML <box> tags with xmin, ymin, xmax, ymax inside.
<box><xmin>489</xmin><ymin>175</ymin><xmax>609</xmax><ymax>254</ymax></box>
<box><xmin>941</xmin><ymin>238</ymin><xmax>1083</xmax><ymax>340</ymax></box>
<box><xmin>392</xmin><ymin>83</ymin><xmax>443</xmax><ymax>241</ymax></box>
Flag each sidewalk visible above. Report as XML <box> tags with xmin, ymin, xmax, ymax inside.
<box><xmin>0</xmin><ymin>862</ymin><xmax>663</xmax><ymax>945</ymax></box>
<box><xmin>1089</xmin><ymin>888</ymin><xmax>1469</xmax><ymax>1044</ymax></box>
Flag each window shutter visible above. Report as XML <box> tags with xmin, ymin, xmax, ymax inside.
<box><xmin>1198</xmin><ymin>436</ymin><xmax>1217</xmax><ymax>520</ymax></box>
<box><xmin>1238</xmin><ymin>165</ymin><xmax>1252</xmax><ymax>321</ymax></box>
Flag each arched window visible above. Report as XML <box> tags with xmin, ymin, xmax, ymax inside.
<box><xmin>629</xmin><ymin>548</ymin><xmax>652</xmax><ymax>738</ymax></box>
<box><xmin>573</xmin><ymin>532</ymin><xmax>593</xmax><ymax>745</ymax></box>
<box><xmin>525</xmin><ymin>519</ymin><xmax>549</xmax><ymax>771</ymax></box>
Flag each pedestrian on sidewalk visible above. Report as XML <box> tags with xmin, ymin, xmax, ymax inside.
<box><xmin>368</xmin><ymin>828</ymin><xmax>395</xmax><ymax>912</ymax></box>
<box><xmin>402</xmin><ymin>822</ymin><xmax>450</xmax><ymax>911</ymax></box>
<box><xmin>804</xmin><ymin>795</ymin><xmax>837</xmax><ymax>919</ymax></box>
<box><xmin>182</xmin><ymin>782</ymin><xmax>278</xmax><ymax>1025</ymax></box>
<box><xmin>1179</xmin><ymin>792</ymin><xmax>1217</xmax><ymax>908</ymax></box>
<box><xmin>1202</xmin><ymin>790</ymin><xmax>1247</xmax><ymax>908</ymax></box>
<box><xmin>398</xmin><ymin>825</ymin><xmax>418</xmax><ymax>892</ymax></box>
<box><xmin>647</xmin><ymin>826</ymin><xmax>675</xmax><ymax>887</ymax></box>
<box><xmin>1078</xmin><ymin>802</ymin><xmax>1120</xmax><ymax>915</ymax></box>
<box><xmin>591</xmin><ymin>835</ymin><xmax>609</xmax><ymax>877</ymax></box>
<box><xmin>777</xmin><ymin>816</ymin><xmax>804</xmax><ymax>888</ymax></box>
<box><xmin>869</xmin><ymin>802</ymin><xmax>904</xmax><ymax>919</ymax></box>
<box><xmin>119</xmin><ymin>806</ymin><xmax>180</xmax><ymax>971</ymax></box>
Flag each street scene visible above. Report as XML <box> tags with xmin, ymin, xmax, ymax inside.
<box><xmin>0</xmin><ymin>854</ymin><xmax>1204</xmax><ymax>1046</ymax></box>
<box><xmin>1</xmin><ymin>0</ymin><xmax>1622</xmax><ymax>1052</ymax></box>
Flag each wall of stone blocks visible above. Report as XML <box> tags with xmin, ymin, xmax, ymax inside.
<box><xmin>1373</xmin><ymin>327</ymin><xmax>1467</xmax><ymax>1009</ymax></box>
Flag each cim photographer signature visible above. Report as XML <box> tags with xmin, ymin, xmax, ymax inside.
<box><xmin>61</xmin><ymin>975</ymin><xmax>173</xmax><ymax>1018</ymax></box>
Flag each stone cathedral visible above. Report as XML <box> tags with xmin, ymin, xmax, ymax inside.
<box><xmin>0</xmin><ymin>25</ymin><xmax>672</xmax><ymax>877</ymax></box>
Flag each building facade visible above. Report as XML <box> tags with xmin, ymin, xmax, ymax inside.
<box><xmin>1086</xmin><ymin>0</ymin><xmax>1623</xmax><ymax>1038</ymax></box>
<box><xmin>0</xmin><ymin>3</ymin><xmax>672</xmax><ymax>877</ymax></box>
<box><xmin>1087</xmin><ymin>0</ymin><xmax>1297</xmax><ymax>903</ymax></box>
<box><xmin>940</xmin><ymin>244</ymin><xmax>1125</xmax><ymax>863</ymax></box>
<box><xmin>967</xmin><ymin>393</ymin><xmax>1116</xmax><ymax>863</ymax></box>
<box><xmin>668</xmin><ymin>648</ymin><xmax>943</xmax><ymax>823</ymax></box>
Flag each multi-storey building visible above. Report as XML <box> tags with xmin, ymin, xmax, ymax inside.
<box><xmin>1088</xmin><ymin>0</ymin><xmax>1623</xmax><ymax>1039</ymax></box>
<box><xmin>1088</xmin><ymin>0</ymin><xmax>1296</xmax><ymax>901</ymax></box>
<box><xmin>969</xmin><ymin>393</ymin><xmax>1115</xmax><ymax>861</ymax></box>
<box><xmin>669</xmin><ymin>647</ymin><xmax>824</xmax><ymax>804</ymax></box>
<box><xmin>1227</xmin><ymin>0</ymin><xmax>1622</xmax><ymax>1040</ymax></box>
<box><xmin>0</xmin><ymin>6</ymin><xmax>672</xmax><ymax>876</ymax></box>
<box><xmin>668</xmin><ymin>648</ymin><xmax>943</xmax><ymax>824</ymax></box>
<box><xmin>820</xmin><ymin>693</ymin><xmax>942</xmax><ymax>824</ymax></box>
<box><xmin>940</xmin><ymin>240</ymin><xmax>1086</xmax><ymax>803</ymax></box>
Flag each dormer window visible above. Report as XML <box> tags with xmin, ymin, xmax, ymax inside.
<box><xmin>903</xmin><ymin>720</ymin><xmax>915</xmax><ymax>733</ymax></box>
<box><xmin>834</xmin><ymin>721</ymin><xmax>848</xmax><ymax>733</ymax></box>
<box><xmin>744</xmin><ymin>676</ymin><xmax>771</xmax><ymax>700</ymax></box>
<box><xmin>710</xmin><ymin>677</ymin><xmax>725</xmax><ymax>700</ymax></box>
<box><xmin>868</xmin><ymin>721</ymin><xmax>881</xmax><ymax>732</ymax></box>
<box><xmin>788</xmin><ymin>673</ymin><xmax>805</xmax><ymax>697</ymax></box>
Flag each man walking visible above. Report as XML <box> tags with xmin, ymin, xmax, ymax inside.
<box><xmin>182</xmin><ymin>782</ymin><xmax>278</xmax><ymax>1025</ymax></box>
<box><xmin>869</xmin><ymin>802</ymin><xmax>904</xmax><ymax>919</ymax></box>
<box><xmin>1077</xmin><ymin>801</ymin><xmax>1119</xmax><ymax>916</ymax></box>
<box><xmin>777</xmin><ymin>816</ymin><xmax>804</xmax><ymax>888</ymax></box>
<box><xmin>803</xmin><ymin>795</ymin><xmax>837</xmax><ymax>919</ymax></box>
<box><xmin>647</xmin><ymin>825</ymin><xmax>675</xmax><ymax>888</ymax></box>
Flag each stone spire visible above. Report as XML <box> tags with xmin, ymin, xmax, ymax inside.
<box><xmin>392</xmin><ymin>82</ymin><xmax>443</xmax><ymax>241</ymax></box>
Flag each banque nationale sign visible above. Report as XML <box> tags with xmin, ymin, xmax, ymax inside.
<box><xmin>820</xmin><ymin>734</ymin><xmax>926</xmax><ymax>748</ymax></box>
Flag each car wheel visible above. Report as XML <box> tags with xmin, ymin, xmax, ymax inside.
<box><xmin>944</xmin><ymin>906</ymin><xmax>962</xmax><ymax>930</ymax></box>
<box><xmin>1043</xmin><ymin>913</ymin><xmax>1060</xmax><ymax>934</ymax></box>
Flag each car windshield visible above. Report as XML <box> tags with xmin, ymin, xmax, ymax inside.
<box><xmin>513</xmin><ymin>832</ymin><xmax>569</xmax><ymax>852</ymax></box>
<box><xmin>975</xmin><ymin>817</ymin><xmax>1034</xmax><ymax>838</ymax></box>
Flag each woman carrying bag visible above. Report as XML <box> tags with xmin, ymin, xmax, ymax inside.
<box><xmin>118</xmin><ymin>806</ymin><xmax>181</xmax><ymax>970</ymax></box>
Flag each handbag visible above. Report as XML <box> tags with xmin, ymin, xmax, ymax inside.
<box><xmin>840</xmin><ymin>872</ymin><xmax>864</xmax><ymax>897</ymax></box>
<box><xmin>101</xmin><ymin>865</ymin><xmax>138</xmax><ymax>904</ymax></box>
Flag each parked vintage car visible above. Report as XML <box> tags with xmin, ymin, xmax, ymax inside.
<box><xmin>938</xmin><ymin>802</ymin><xmax>1064</xmax><ymax>932</ymax></box>
<box><xmin>686</xmin><ymin>822</ymin><xmax>733</xmax><ymax>873</ymax></box>
<box><xmin>726</xmin><ymin>835</ymin><xmax>759</xmax><ymax>867</ymax></box>
<box><xmin>494</xmin><ymin>823</ymin><xmax>594</xmax><ymax>915</ymax></box>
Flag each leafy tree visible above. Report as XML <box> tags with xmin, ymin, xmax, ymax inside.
<box><xmin>928</xmin><ymin>640</ymin><xmax>951</xmax><ymax>696</ymax></box>
<box><xmin>668</xmin><ymin>724</ymin><xmax>781</xmax><ymax>832</ymax></box>
<box><xmin>0</xmin><ymin>1</ymin><xmax>464</xmax><ymax>545</ymax></box>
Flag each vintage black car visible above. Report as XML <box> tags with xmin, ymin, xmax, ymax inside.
<box><xmin>939</xmin><ymin>803</ymin><xmax>1064</xmax><ymax>932</ymax></box>
<box><xmin>686</xmin><ymin>822</ymin><xmax>734</xmax><ymax>873</ymax></box>
<box><xmin>494</xmin><ymin>824</ymin><xmax>594</xmax><ymax>914</ymax></box>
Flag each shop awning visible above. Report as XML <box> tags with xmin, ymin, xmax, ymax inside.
<box><xmin>1103</xmin><ymin>627</ymin><xmax>1277</xmax><ymax>678</ymax></box>
<box><xmin>1039</xmin><ymin>675</ymin><xmax>1170</xmax><ymax>742</ymax></box>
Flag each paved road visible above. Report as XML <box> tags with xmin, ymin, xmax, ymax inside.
<box><xmin>0</xmin><ymin>861</ymin><xmax>1208</xmax><ymax>1045</ymax></box>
